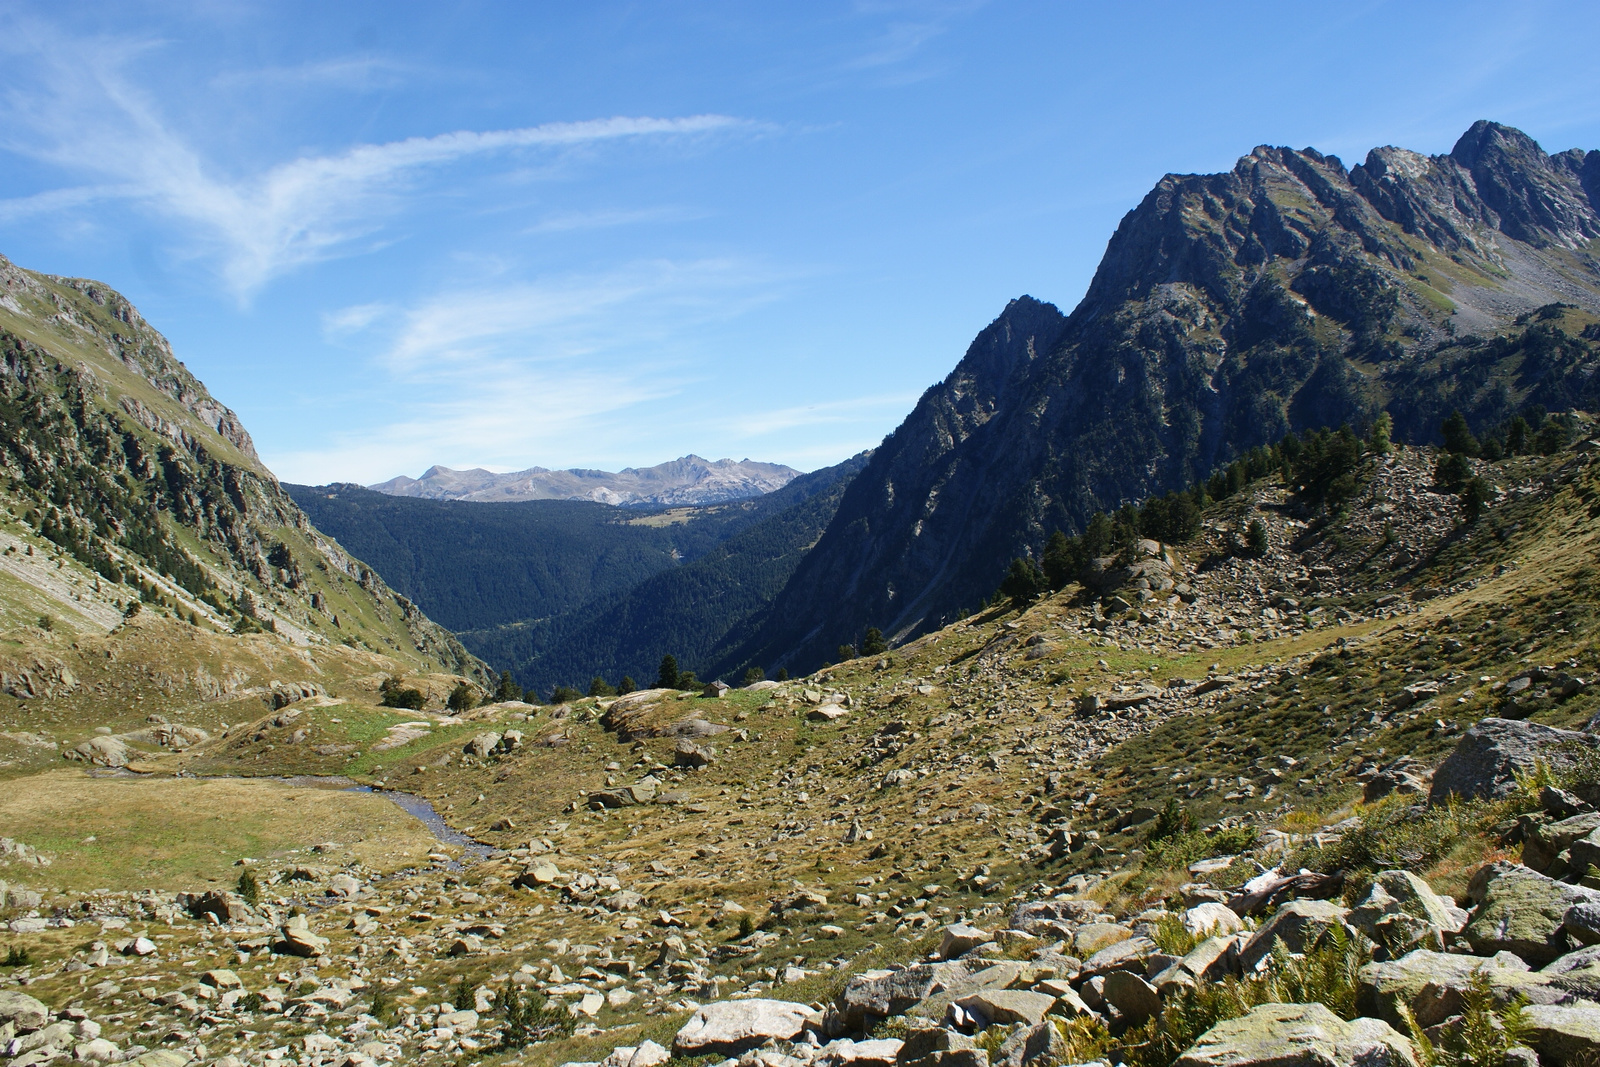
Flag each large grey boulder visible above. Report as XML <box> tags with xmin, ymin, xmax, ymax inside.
<box><xmin>1428</xmin><ymin>719</ymin><xmax>1598</xmax><ymax>804</ymax></box>
<box><xmin>835</xmin><ymin>962</ymin><xmax>974</xmax><ymax>1033</ymax></box>
<box><xmin>673</xmin><ymin>999</ymin><xmax>818</xmax><ymax>1056</ymax></box>
<box><xmin>951</xmin><ymin>990</ymin><xmax>1055</xmax><ymax>1028</ymax></box>
<box><xmin>279</xmin><ymin>914</ymin><xmax>328</xmax><ymax>958</ymax></box>
<box><xmin>1237</xmin><ymin>900</ymin><xmax>1351</xmax><ymax>973</ymax></box>
<box><xmin>939</xmin><ymin>923</ymin><xmax>993</xmax><ymax>960</ymax></box>
<box><xmin>0</xmin><ymin>991</ymin><xmax>49</xmax><ymax>1032</ymax></box>
<box><xmin>913</xmin><ymin>962</ymin><xmax>1029</xmax><ymax>1022</ymax></box>
<box><xmin>1523</xmin><ymin>812</ymin><xmax>1600</xmax><ymax>873</ymax></box>
<box><xmin>63</xmin><ymin>735</ymin><xmax>129</xmax><ymax>768</ymax></box>
<box><xmin>1358</xmin><ymin>949</ymin><xmax>1533</xmax><ymax>1027</ymax></box>
<box><xmin>994</xmin><ymin>1021</ymin><xmax>1068</xmax><ymax>1067</ymax></box>
<box><xmin>816</xmin><ymin>1038</ymin><xmax>904</xmax><ymax>1067</ymax></box>
<box><xmin>1101</xmin><ymin>971</ymin><xmax>1162</xmax><ymax>1023</ymax></box>
<box><xmin>897</xmin><ymin>1025</ymin><xmax>989</xmax><ymax>1067</ymax></box>
<box><xmin>1463</xmin><ymin>863</ymin><xmax>1600</xmax><ymax>965</ymax></box>
<box><xmin>1521</xmin><ymin>1004</ymin><xmax>1600</xmax><ymax>1066</ymax></box>
<box><xmin>464</xmin><ymin>732</ymin><xmax>502</xmax><ymax>758</ymax></box>
<box><xmin>1565</xmin><ymin>901</ymin><xmax>1600</xmax><ymax>945</ymax></box>
<box><xmin>1173</xmin><ymin>1003</ymin><xmax>1417</xmax><ymax>1067</ymax></box>
<box><xmin>1347</xmin><ymin>871</ymin><xmax>1461</xmax><ymax>954</ymax></box>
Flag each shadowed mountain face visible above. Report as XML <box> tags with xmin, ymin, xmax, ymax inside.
<box><xmin>371</xmin><ymin>455</ymin><xmax>800</xmax><ymax>507</ymax></box>
<box><xmin>728</xmin><ymin>121</ymin><xmax>1600</xmax><ymax>675</ymax></box>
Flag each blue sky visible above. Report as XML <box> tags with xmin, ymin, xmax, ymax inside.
<box><xmin>2</xmin><ymin>2</ymin><xmax>1598</xmax><ymax>485</ymax></box>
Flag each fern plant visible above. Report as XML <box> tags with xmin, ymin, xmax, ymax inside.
<box><xmin>1401</xmin><ymin>972</ymin><xmax>1532</xmax><ymax>1067</ymax></box>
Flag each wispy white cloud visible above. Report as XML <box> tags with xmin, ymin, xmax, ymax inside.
<box><xmin>210</xmin><ymin>56</ymin><xmax>414</xmax><ymax>91</ymax></box>
<box><xmin>0</xmin><ymin>23</ymin><xmax>748</xmax><ymax>297</ymax></box>
<box><xmin>280</xmin><ymin>258</ymin><xmax>791</xmax><ymax>483</ymax></box>
<box><xmin>716</xmin><ymin>393</ymin><xmax>921</xmax><ymax>437</ymax></box>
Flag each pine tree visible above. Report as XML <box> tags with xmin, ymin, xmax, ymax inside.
<box><xmin>860</xmin><ymin>627</ymin><xmax>887</xmax><ymax>656</ymax></box>
<box><xmin>1441</xmin><ymin>410</ymin><xmax>1479</xmax><ymax>456</ymax></box>
<box><xmin>447</xmin><ymin>682</ymin><xmax>478</xmax><ymax>712</ymax></box>
<box><xmin>493</xmin><ymin>670</ymin><xmax>522</xmax><ymax>702</ymax></box>
<box><xmin>656</xmin><ymin>655</ymin><xmax>680</xmax><ymax>689</ymax></box>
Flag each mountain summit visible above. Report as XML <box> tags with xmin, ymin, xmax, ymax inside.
<box><xmin>723</xmin><ymin>120</ymin><xmax>1600</xmax><ymax>674</ymax></box>
<box><xmin>370</xmin><ymin>455</ymin><xmax>800</xmax><ymax>507</ymax></box>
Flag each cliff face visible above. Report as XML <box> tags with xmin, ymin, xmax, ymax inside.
<box><xmin>0</xmin><ymin>254</ymin><xmax>487</xmax><ymax>680</ymax></box>
<box><xmin>733</xmin><ymin>121</ymin><xmax>1600</xmax><ymax>674</ymax></box>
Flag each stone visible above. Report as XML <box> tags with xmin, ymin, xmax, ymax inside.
<box><xmin>1564</xmin><ymin>901</ymin><xmax>1600</xmax><ymax>946</ymax></box>
<box><xmin>674</xmin><ymin>998</ymin><xmax>818</xmax><ymax>1055</ymax></box>
<box><xmin>675</xmin><ymin>738</ymin><xmax>715</xmax><ymax>768</ymax></box>
<box><xmin>1357</xmin><ymin>949</ymin><xmax>1532</xmax><ymax>1027</ymax></box>
<box><xmin>1428</xmin><ymin>719</ymin><xmax>1600</xmax><ymax>804</ymax></box>
<box><xmin>126</xmin><ymin>937</ymin><xmax>157</xmax><ymax>956</ymax></box>
<box><xmin>1571</xmin><ymin>827</ymin><xmax>1600</xmax><ymax>872</ymax></box>
<box><xmin>1100</xmin><ymin>971</ymin><xmax>1162</xmax><ymax>1023</ymax></box>
<box><xmin>627</xmin><ymin>1040</ymin><xmax>671</xmax><ymax>1067</ymax></box>
<box><xmin>1523</xmin><ymin>813</ymin><xmax>1600</xmax><ymax>873</ymax></box>
<box><xmin>1073</xmin><ymin>922</ymin><xmax>1133</xmax><ymax>956</ymax></box>
<box><xmin>939</xmin><ymin>923</ymin><xmax>993</xmax><ymax>960</ymax></box>
<box><xmin>1182</xmin><ymin>903</ymin><xmax>1244</xmax><ymax>938</ymax></box>
<box><xmin>514</xmin><ymin>861</ymin><xmax>562</xmax><ymax>889</ymax></box>
<box><xmin>951</xmin><ymin>990</ymin><xmax>1055</xmax><ymax>1028</ymax></box>
<box><xmin>1082</xmin><ymin>936</ymin><xmax>1159</xmax><ymax>977</ymax></box>
<box><xmin>817</xmin><ymin>1038</ymin><xmax>906</xmax><ymax>1067</ymax></box>
<box><xmin>1347</xmin><ymin>871</ymin><xmax>1461</xmax><ymax>953</ymax></box>
<box><xmin>200</xmin><ymin>969</ymin><xmax>242</xmax><ymax>989</ymax></box>
<box><xmin>1521</xmin><ymin>1004</ymin><xmax>1600</xmax><ymax>1066</ymax></box>
<box><xmin>439</xmin><ymin>1009</ymin><xmax>479</xmax><ymax>1031</ymax></box>
<box><xmin>994</xmin><ymin>1021</ymin><xmax>1069</xmax><ymax>1067</ymax></box>
<box><xmin>835</xmin><ymin>962</ymin><xmax>975</xmax><ymax>1032</ymax></box>
<box><xmin>1464</xmin><ymin>863</ymin><xmax>1600</xmax><ymax>965</ymax></box>
<box><xmin>63</xmin><ymin>735</ymin><xmax>129</xmax><ymax>768</ymax></box>
<box><xmin>1173</xmin><ymin>1003</ymin><xmax>1417</xmax><ymax>1067</ymax></box>
<box><xmin>897</xmin><ymin>1025</ymin><xmax>987</xmax><ymax>1067</ymax></box>
<box><xmin>0</xmin><ymin>991</ymin><xmax>49</xmax><ymax>1032</ymax></box>
<box><xmin>74</xmin><ymin>1038</ymin><xmax>120</xmax><ymax>1063</ymax></box>
<box><xmin>280</xmin><ymin>914</ymin><xmax>328</xmax><ymax>958</ymax></box>
<box><xmin>913</xmin><ymin>962</ymin><xmax>1030</xmax><ymax>1022</ymax></box>
<box><xmin>465</xmin><ymin>732</ymin><xmax>502</xmax><ymax>758</ymax></box>
<box><xmin>1237</xmin><ymin>899</ymin><xmax>1350</xmax><ymax>973</ymax></box>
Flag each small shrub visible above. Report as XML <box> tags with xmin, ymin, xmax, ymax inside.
<box><xmin>1147</xmin><ymin>913</ymin><xmax>1199</xmax><ymax>956</ymax></box>
<box><xmin>453</xmin><ymin>978</ymin><xmax>475</xmax><ymax>1011</ymax></box>
<box><xmin>2</xmin><ymin>945</ymin><xmax>30</xmax><ymax>967</ymax></box>
<box><xmin>368</xmin><ymin>985</ymin><xmax>394</xmax><ymax>1025</ymax></box>
<box><xmin>737</xmin><ymin>913</ymin><xmax>756</xmax><ymax>938</ymax></box>
<box><xmin>500</xmin><ymin>984</ymin><xmax>574</xmax><ymax>1049</ymax></box>
<box><xmin>447</xmin><ymin>681</ymin><xmax>479</xmax><ymax>711</ymax></box>
<box><xmin>237</xmin><ymin>869</ymin><xmax>260</xmax><ymax>905</ymax></box>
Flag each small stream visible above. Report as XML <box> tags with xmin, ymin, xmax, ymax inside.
<box><xmin>88</xmin><ymin>768</ymin><xmax>493</xmax><ymax>864</ymax></box>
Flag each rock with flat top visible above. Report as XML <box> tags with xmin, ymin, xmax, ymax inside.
<box><xmin>674</xmin><ymin>998</ymin><xmax>818</xmax><ymax>1055</ymax></box>
<box><xmin>279</xmin><ymin>914</ymin><xmax>328</xmax><ymax>958</ymax></box>
<box><xmin>1174</xmin><ymin>1003</ymin><xmax>1418</xmax><ymax>1067</ymax></box>
<box><xmin>1183</xmin><ymin>902</ymin><xmax>1244</xmax><ymax>938</ymax></box>
<box><xmin>1522</xmin><ymin>1004</ymin><xmax>1600</xmax><ymax>1066</ymax></box>
<box><xmin>0</xmin><ymin>990</ymin><xmax>49</xmax><ymax>1032</ymax></box>
<box><xmin>952</xmin><ymin>990</ymin><xmax>1055</xmax><ymax>1028</ymax></box>
<box><xmin>939</xmin><ymin>923</ymin><xmax>993</xmax><ymax>959</ymax></box>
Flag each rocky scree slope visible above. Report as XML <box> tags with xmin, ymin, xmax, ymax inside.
<box><xmin>5</xmin><ymin>433</ymin><xmax>1598</xmax><ymax>1067</ymax></box>
<box><xmin>0</xmin><ymin>253</ymin><xmax>483</xmax><ymax>683</ymax></box>
<box><xmin>738</xmin><ymin>120</ymin><xmax>1600</xmax><ymax>675</ymax></box>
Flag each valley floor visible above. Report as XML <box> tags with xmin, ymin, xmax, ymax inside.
<box><xmin>2</xmin><ymin>443</ymin><xmax>1599</xmax><ymax>1067</ymax></box>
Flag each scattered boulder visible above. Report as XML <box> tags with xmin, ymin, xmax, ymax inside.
<box><xmin>1521</xmin><ymin>1004</ymin><xmax>1600</xmax><ymax>1066</ymax></box>
<box><xmin>1522</xmin><ymin>813</ymin><xmax>1600</xmax><ymax>873</ymax></box>
<box><xmin>1237</xmin><ymin>899</ymin><xmax>1351</xmax><ymax>973</ymax></box>
<box><xmin>675</xmin><ymin>738</ymin><xmax>716</xmax><ymax>768</ymax></box>
<box><xmin>1347</xmin><ymin>871</ymin><xmax>1461</xmax><ymax>954</ymax></box>
<box><xmin>1464</xmin><ymin>863</ymin><xmax>1600</xmax><ymax>965</ymax></box>
<box><xmin>1428</xmin><ymin>719</ymin><xmax>1599</xmax><ymax>804</ymax></box>
<box><xmin>835</xmin><ymin>963</ymin><xmax>975</xmax><ymax>1033</ymax></box>
<box><xmin>1182</xmin><ymin>902</ymin><xmax>1245</xmax><ymax>938</ymax></box>
<box><xmin>1173</xmin><ymin>1003</ymin><xmax>1418</xmax><ymax>1067</ymax></box>
<box><xmin>993</xmin><ymin>1021</ymin><xmax>1068</xmax><ymax>1067</ymax></box>
<box><xmin>673</xmin><ymin>998</ymin><xmax>818</xmax><ymax>1056</ymax></box>
<box><xmin>951</xmin><ymin>990</ymin><xmax>1055</xmax><ymax>1028</ymax></box>
<box><xmin>896</xmin><ymin>1025</ymin><xmax>987</xmax><ymax>1067</ymax></box>
<box><xmin>0</xmin><ymin>990</ymin><xmax>49</xmax><ymax>1032</ymax></box>
<box><xmin>279</xmin><ymin>914</ymin><xmax>328</xmax><ymax>958</ymax></box>
<box><xmin>1564</xmin><ymin>902</ymin><xmax>1600</xmax><ymax>946</ymax></box>
<box><xmin>464</xmin><ymin>732</ymin><xmax>502</xmax><ymax>758</ymax></box>
<box><xmin>939</xmin><ymin>923</ymin><xmax>992</xmax><ymax>960</ymax></box>
<box><xmin>63</xmin><ymin>736</ymin><xmax>129</xmax><ymax>768</ymax></box>
<box><xmin>1101</xmin><ymin>971</ymin><xmax>1162</xmax><ymax>1023</ymax></box>
<box><xmin>1358</xmin><ymin>949</ymin><xmax>1532</xmax><ymax>1027</ymax></box>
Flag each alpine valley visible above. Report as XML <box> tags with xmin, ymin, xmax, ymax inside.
<box><xmin>0</xmin><ymin>120</ymin><xmax>1599</xmax><ymax>1067</ymax></box>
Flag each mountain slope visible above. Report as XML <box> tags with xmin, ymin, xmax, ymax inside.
<box><xmin>291</xmin><ymin>455</ymin><xmax>868</xmax><ymax>692</ymax></box>
<box><xmin>0</xmin><ymin>253</ymin><xmax>486</xmax><ymax>681</ymax></box>
<box><xmin>738</xmin><ymin>120</ymin><xmax>1600</xmax><ymax>674</ymax></box>
<box><xmin>371</xmin><ymin>455</ymin><xmax>799</xmax><ymax>506</ymax></box>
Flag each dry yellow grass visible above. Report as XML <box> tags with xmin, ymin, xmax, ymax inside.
<box><xmin>0</xmin><ymin>768</ymin><xmax>440</xmax><ymax>892</ymax></box>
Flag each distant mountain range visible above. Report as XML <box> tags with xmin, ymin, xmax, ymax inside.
<box><xmin>370</xmin><ymin>455</ymin><xmax>801</xmax><ymax>507</ymax></box>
